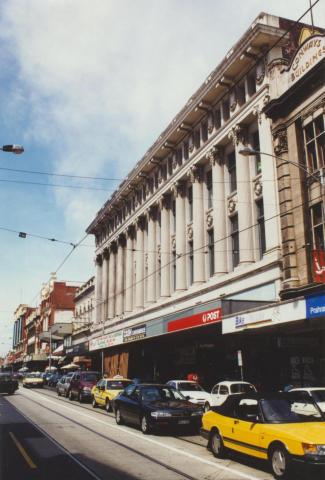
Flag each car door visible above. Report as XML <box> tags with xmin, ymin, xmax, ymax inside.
<box><xmin>217</xmin><ymin>385</ymin><xmax>229</xmax><ymax>405</ymax></box>
<box><xmin>93</xmin><ymin>380</ymin><xmax>103</xmax><ymax>405</ymax></box>
<box><xmin>127</xmin><ymin>387</ymin><xmax>142</xmax><ymax>425</ymax></box>
<box><xmin>210</xmin><ymin>384</ymin><xmax>220</xmax><ymax>406</ymax></box>
<box><xmin>118</xmin><ymin>384</ymin><xmax>137</xmax><ymax>422</ymax></box>
<box><xmin>229</xmin><ymin>399</ymin><xmax>265</xmax><ymax>459</ymax></box>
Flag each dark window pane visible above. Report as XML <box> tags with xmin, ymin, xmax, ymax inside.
<box><xmin>315</xmin><ymin>115</ymin><xmax>324</xmax><ymax>136</ymax></box>
<box><xmin>223</xmin><ymin>98</ymin><xmax>230</xmax><ymax>121</ymax></box>
<box><xmin>188</xmin><ymin>186</ymin><xmax>193</xmax><ymax>222</ymax></box>
<box><xmin>206</xmin><ymin>170</ymin><xmax>213</xmax><ymax>208</ymax></box>
<box><xmin>307</xmin><ymin>141</ymin><xmax>317</xmax><ymax>171</ymax></box>
<box><xmin>316</xmin><ymin>133</ymin><xmax>325</xmax><ymax>168</ymax></box>
<box><xmin>214</xmin><ymin>109</ymin><xmax>221</xmax><ymax>130</ymax></box>
<box><xmin>305</xmin><ymin>123</ymin><xmax>314</xmax><ymax>142</ymax></box>
<box><xmin>227</xmin><ymin>151</ymin><xmax>237</xmax><ymax>192</ymax></box>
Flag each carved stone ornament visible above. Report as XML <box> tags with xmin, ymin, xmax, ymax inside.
<box><xmin>172</xmin><ymin>152</ymin><xmax>178</xmax><ymax>170</ymax></box>
<box><xmin>187</xmin><ymin>165</ymin><xmax>202</xmax><ymax>183</ymax></box>
<box><xmin>262</xmin><ymin>93</ymin><xmax>270</xmax><ymax>107</ymax></box>
<box><xmin>273</xmin><ymin>126</ymin><xmax>288</xmax><ymax>156</ymax></box>
<box><xmin>228</xmin><ymin>124</ymin><xmax>248</xmax><ymax>147</ymax></box>
<box><xmin>255</xmin><ymin>61</ymin><xmax>265</xmax><ymax>85</ymax></box>
<box><xmin>187</xmin><ymin>225</ymin><xmax>193</xmax><ymax>240</ymax></box>
<box><xmin>103</xmin><ymin>248</ymin><xmax>110</xmax><ymax>260</ymax></box>
<box><xmin>228</xmin><ymin>197</ymin><xmax>237</xmax><ymax>214</ymax></box>
<box><xmin>95</xmin><ymin>253</ymin><xmax>103</xmax><ymax>266</ymax></box>
<box><xmin>157</xmin><ymin>244</ymin><xmax>161</xmax><ymax>261</ymax></box>
<box><xmin>171</xmin><ymin>236</ymin><xmax>176</xmax><ymax>251</ymax></box>
<box><xmin>171</xmin><ymin>181</ymin><xmax>185</xmax><ymax>197</ymax></box>
<box><xmin>229</xmin><ymin>90</ymin><xmax>237</xmax><ymax>112</ymax></box>
<box><xmin>207</xmin><ymin>145</ymin><xmax>224</xmax><ymax>166</ymax></box>
<box><xmin>188</xmin><ymin>134</ymin><xmax>194</xmax><ymax>153</ymax></box>
<box><xmin>207</xmin><ymin>111</ymin><xmax>214</xmax><ymax>134</ymax></box>
<box><xmin>252</xmin><ymin>105</ymin><xmax>262</xmax><ymax>125</ymax></box>
<box><xmin>206</xmin><ymin>213</ymin><xmax>213</xmax><ymax>228</ymax></box>
<box><xmin>254</xmin><ymin>179</ymin><xmax>263</xmax><ymax>198</ymax></box>
<box><xmin>145</xmin><ymin>253</ymin><xmax>148</xmax><ymax>268</ymax></box>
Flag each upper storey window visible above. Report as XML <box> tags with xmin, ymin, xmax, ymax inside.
<box><xmin>304</xmin><ymin>114</ymin><xmax>325</xmax><ymax>173</ymax></box>
<box><xmin>227</xmin><ymin>151</ymin><xmax>237</xmax><ymax>193</ymax></box>
<box><xmin>247</xmin><ymin>70</ymin><xmax>256</xmax><ymax>97</ymax></box>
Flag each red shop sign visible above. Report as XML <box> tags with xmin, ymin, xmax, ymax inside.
<box><xmin>312</xmin><ymin>249</ymin><xmax>325</xmax><ymax>284</ymax></box>
<box><xmin>167</xmin><ymin>308</ymin><xmax>222</xmax><ymax>333</ymax></box>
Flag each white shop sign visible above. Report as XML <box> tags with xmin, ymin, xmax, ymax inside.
<box><xmin>89</xmin><ymin>330</ymin><xmax>124</xmax><ymax>351</ymax></box>
<box><xmin>222</xmin><ymin>299</ymin><xmax>306</xmax><ymax>334</ymax></box>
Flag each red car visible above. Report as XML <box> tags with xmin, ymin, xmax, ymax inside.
<box><xmin>69</xmin><ymin>371</ymin><xmax>101</xmax><ymax>403</ymax></box>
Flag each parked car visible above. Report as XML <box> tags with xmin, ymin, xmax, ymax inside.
<box><xmin>203</xmin><ymin>381</ymin><xmax>257</xmax><ymax>411</ymax></box>
<box><xmin>69</xmin><ymin>371</ymin><xmax>101</xmax><ymax>403</ymax></box>
<box><xmin>22</xmin><ymin>372</ymin><xmax>44</xmax><ymax>388</ymax></box>
<box><xmin>114</xmin><ymin>383</ymin><xmax>203</xmax><ymax>434</ymax></box>
<box><xmin>56</xmin><ymin>375</ymin><xmax>72</xmax><ymax>397</ymax></box>
<box><xmin>166</xmin><ymin>380</ymin><xmax>211</xmax><ymax>406</ymax></box>
<box><xmin>48</xmin><ymin>373</ymin><xmax>62</xmax><ymax>387</ymax></box>
<box><xmin>289</xmin><ymin>387</ymin><xmax>325</xmax><ymax>412</ymax></box>
<box><xmin>201</xmin><ymin>392</ymin><xmax>325</xmax><ymax>480</ymax></box>
<box><xmin>0</xmin><ymin>373</ymin><xmax>18</xmax><ymax>395</ymax></box>
<box><xmin>92</xmin><ymin>375</ymin><xmax>132</xmax><ymax>412</ymax></box>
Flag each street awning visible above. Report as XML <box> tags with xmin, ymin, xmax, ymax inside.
<box><xmin>73</xmin><ymin>356</ymin><xmax>91</xmax><ymax>364</ymax></box>
<box><xmin>52</xmin><ymin>344</ymin><xmax>64</xmax><ymax>356</ymax></box>
<box><xmin>61</xmin><ymin>363</ymin><xmax>78</xmax><ymax>370</ymax></box>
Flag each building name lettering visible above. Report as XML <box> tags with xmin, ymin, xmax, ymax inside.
<box><xmin>288</xmin><ymin>35</ymin><xmax>325</xmax><ymax>86</ymax></box>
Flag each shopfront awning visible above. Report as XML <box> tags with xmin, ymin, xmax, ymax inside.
<box><xmin>73</xmin><ymin>356</ymin><xmax>91</xmax><ymax>364</ymax></box>
<box><xmin>52</xmin><ymin>344</ymin><xmax>64</xmax><ymax>356</ymax></box>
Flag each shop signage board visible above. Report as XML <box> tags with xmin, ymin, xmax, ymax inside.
<box><xmin>167</xmin><ymin>308</ymin><xmax>222</xmax><ymax>333</ymax></box>
<box><xmin>89</xmin><ymin>331</ymin><xmax>124</xmax><ymax>351</ymax></box>
<box><xmin>287</xmin><ymin>34</ymin><xmax>325</xmax><ymax>87</ymax></box>
<box><xmin>312</xmin><ymin>249</ymin><xmax>325</xmax><ymax>283</ymax></box>
<box><xmin>123</xmin><ymin>324</ymin><xmax>146</xmax><ymax>343</ymax></box>
<box><xmin>65</xmin><ymin>341</ymin><xmax>89</xmax><ymax>355</ymax></box>
<box><xmin>306</xmin><ymin>293</ymin><xmax>325</xmax><ymax>319</ymax></box>
<box><xmin>222</xmin><ymin>299</ymin><xmax>306</xmax><ymax>334</ymax></box>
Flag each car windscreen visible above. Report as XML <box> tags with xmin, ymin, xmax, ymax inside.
<box><xmin>178</xmin><ymin>382</ymin><xmax>204</xmax><ymax>392</ymax></box>
<box><xmin>25</xmin><ymin>374</ymin><xmax>40</xmax><ymax>378</ymax></box>
<box><xmin>230</xmin><ymin>383</ymin><xmax>255</xmax><ymax>394</ymax></box>
<box><xmin>311</xmin><ymin>390</ymin><xmax>325</xmax><ymax>402</ymax></box>
<box><xmin>141</xmin><ymin>386</ymin><xmax>186</xmax><ymax>402</ymax></box>
<box><xmin>0</xmin><ymin>375</ymin><xmax>12</xmax><ymax>381</ymax></box>
<box><xmin>107</xmin><ymin>380</ymin><xmax>132</xmax><ymax>390</ymax></box>
<box><xmin>261</xmin><ymin>397</ymin><xmax>323</xmax><ymax>423</ymax></box>
<box><xmin>82</xmin><ymin>373</ymin><xmax>100</xmax><ymax>382</ymax></box>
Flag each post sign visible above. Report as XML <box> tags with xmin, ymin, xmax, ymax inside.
<box><xmin>123</xmin><ymin>324</ymin><xmax>146</xmax><ymax>343</ymax></box>
<box><xmin>167</xmin><ymin>308</ymin><xmax>222</xmax><ymax>333</ymax></box>
<box><xmin>237</xmin><ymin>350</ymin><xmax>243</xmax><ymax>367</ymax></box>
<box><xmin>288</xmin><ymin>34</ymin><xmax>325</xmax><ymax>86</ymax></box>
<box><xmin>312</xmin><ymin>250</ymin><xmax>325</xmax><ymax>283</ymax></box>
<box><xmin>306</xmin><ymin>294</ymin><xmax>325</xmax><ymax>319</ymax></box>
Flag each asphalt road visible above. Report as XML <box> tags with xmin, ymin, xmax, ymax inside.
<box><xmin>0</xmin><ymin>386</ymin><xmax>307</xmax><ymax>480</ymax></box>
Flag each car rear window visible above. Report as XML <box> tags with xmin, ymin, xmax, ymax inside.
<box><xmin>82</xmin><ymin>373</ymin><xmax>100</xmax><ymax>382</ymax></box>
<box><xmin>230</xmin><ymin>383</ymin><xmax>255</xmax><ymax>394</ymax></box>
<box><xmin>107</xmin><ymin>380</ymin><xmax>132</xmax><ymax>389</ymax></box>
<box><xmin>178</xmin><ymin>382</ymin><xmax>204</xmax><ymax>391</ymax></box>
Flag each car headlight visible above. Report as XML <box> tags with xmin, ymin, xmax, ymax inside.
<box><xmin>83</xmin><ymin>387</ymin><xmax>91</xmax><ymax>392</ymax></box>
<box><xmin>191</xmin><ymin>410</ymin><xmax>203</xmax><ymax>416</ymax></box>
<box><xmin>151</xmin><ymin>411</ymin><xmax>172</xmax><ymax>418</ymax></box>
<box><xmin>303</xmin><ymin>443</ymin><xmax>325</xmax><ymax>456</ymax></box>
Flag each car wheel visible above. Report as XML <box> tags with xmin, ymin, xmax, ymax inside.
<box><xmin>105</xmin><ymin>399</ymin><xmax>111</xmax><ymax>413</ymax></box>
<box><xmin>78</xmin><ymin>392</ymin><xmax>83</xmax><ymax>403</ymax></box>
<box><xmin>210</xmin><ymin>429</ymin><xmax>226</xmax><ymax>458</ymax></box>
<box><xmin>92</xmin><ymin>397</ymin><xmax>97</xmax><ymax>408</ymax></box>
<box><xmin>115</xmin><ymin>408</ymin><xmax>124</xmax><ymax>425</ymax></box>
<box><xmin>204</xmin><ymin>402</ymin><xmax>210</xmax><ymax>412</ymax></box>
<box><xmin>140</xmin><ymin>416</ymin><xmax>151</xmax><ymax>434</ymax></box>
<box><xmin>269</xmin><ymin>445</ymin><xmax>292</xmax><ymax>480</ymax></box>
<box><xmin>69</xmin><ymin>390</ymin><xmax>73</xmax><ymax>401</ymax></box>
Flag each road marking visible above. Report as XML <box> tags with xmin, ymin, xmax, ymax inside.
<box><xmin>18</xmin><ymin>389</ymin><xmax>260</xmax><ymax>480</ymax></box>
<box><xmin>9</xmin><ymin>431</ymin><xmax>37</xmax><ymax>469</ymax></box>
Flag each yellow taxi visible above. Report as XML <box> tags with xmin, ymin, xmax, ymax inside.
<box><xmin>22</xmin><ymin>372</ymin><xmax>44</xmax><ymax>388</ymax></box>
<box><xmin>201</xmin><ymin>391</ymin><xmax>325</xmax><ymax>479</ymax></box>
<box><xmin>91</xmin><ymin>375</ymin><xmax>132</xmax><ymax>412</ymax></box>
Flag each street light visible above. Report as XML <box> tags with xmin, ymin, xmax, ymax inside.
<box><xmin>1</xmin><ymin>144</ymin><xmax>24</xmax><ymax>154</ymax></box>
<box><xmin>238</xmin><ymin>146</ymin><xmax>323</xmax><ymax>186</ymax></box>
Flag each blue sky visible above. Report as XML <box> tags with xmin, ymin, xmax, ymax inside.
<box><xmin>0</xmin><ymin>0</ymin><xmax>324</xmax><ymax>355</ymax></box>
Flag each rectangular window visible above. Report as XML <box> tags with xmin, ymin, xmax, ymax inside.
<box><xmin>311</xmin><ymin>203</ymin><xmax>325</xmax><ymax>249</ymax></box>
<box><xmin>256</xmin><ymin>200</ymin><xmax>266</xmax><ymax>258</ymax></box>
<box><xmin>194</xmin><ymin>129</ymin><xmax>201</xmax><ymax>149</ymax></box>
<box><xmin>237</xmin><ymin>83</ymin><xmax>246</xmax><ymax>107</ymax></box>
<box><xmin>172</xmin><ymin>200</ymin><xmax>176</xmax><ymax>233</ymax></box>
<box><xmin>227</xmin><ymin>151</ymin><xmax>237</xmax><ymax>193</ymax></box>
<box><xmin>208</xmin><ymin>229</ymin><xmax>215</xmax><ymax>277</ymax></box>
<box><xmin>189</xmin><ymin>241</ymin><xmax>194</xmax><ymax>285</ymax></box>
<box><xmin>247</xmin><ymin>71</ymin><xmax>256</xmax><ymax>96</ymax></box>
<box><xmin>251</xmin><ymin>130</ymin><xmax>261</xmax><ymax>174</ymax></box>
<box><xmin>304</xmin><ymin>115</ymin><xmax>325</xmax><ymax>173</ymax></box>
<box><xmin>222</xmin><ymin>98</ymin><xmax>230</xmax><ymax>122</ymax></box>
<box><xmin>214</xmin><ymin>108</ymin><xmax>221</xmax><ymax>130</ymax></box>
<box><xmin>230</xmin><ymin>215</ymin><xmax>239</xmax><ymax>269</ymax></box>
<box><xmin>188</xmin><ymin>186</ymin><xmax>193</xmax><ymax>222</ymax></box>
<box><xmin>167</xmin><ymin>157</ymin><xmax>173</xmax><ymax>176</ymax></box>
<box><xmin>183</xmin><ymin>141</ymin><xmax>189</xmax><ymax>160</ymax></box>
<box><xmin>206</xmin><ymin>170</ymin><xmax>213</xmax><ymax>208</ymax></box>
<box><xmin>201</xmin><ymin>122</ymin><xmax>208</xmax><ymax>142</ymax></box>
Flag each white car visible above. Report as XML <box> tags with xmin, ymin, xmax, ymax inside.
<box><xmin>289</xmin><ymin>387</ymin><xmax>325</xmax><ymax>412</ymax></box>
<box><xmin>167</xmin><ymin>380</ymin><xmax>211</xmax><ymax>406</ymax></box>
<box><xmin>204</xmin><ymin>381</ymin><xmax>257</xmax><ymax>411</ymax></box>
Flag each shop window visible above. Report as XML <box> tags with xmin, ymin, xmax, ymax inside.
<box><xmin>251</xmin><ymin>130</ymin><xmax>261</xmax><ymax>174</ymax></box>
<box><xmin>311</xmin><ymin>203</ymin><xmax>325</xmax><ymax>249</ymax></box>
<box><xmin>189</xmin><ymin>241</ymin><xmax>194</xmax><ymax>285</ymax></box>
<box><xmin>304</xmin><ymin>115</ymin><xmax>325</xmax><ymax>173</ymax></box>
<box><xmin>208</xmin><ymin>229</ymin><xmax>215</xmax><ymax>277</ymax></box>
<box><xmin>206</xmin><ymin>169</ymin><xmax>213</xmax><ymax>209</ymax></box>
<box><xmin>230</xmin><ymin>214</ymin><xmax>239</xmax><ymax>269</ymax></box>
<box><xmin>188</xmin><ymin>186</ymin><xmax>193</xmax><ymax>222</ymax></box>
<box><xmin>227</xmin><ymin>151</ymin><xmax>237</xmax><ymax>193</ymax></box>
<box><xmin>256</xmin><ymin>200</ymin><xmax>266</xmax><ymax>258</ymax></box>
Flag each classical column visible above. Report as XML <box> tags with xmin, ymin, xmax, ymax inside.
<box><xmin>115</xmin><ymin>235</ymin><xmax>125</xmax><ymax>316</ymax></box>
<box><xmin>95</xmin><ymin>253</ymin><xmax>103</xmax><ymax>324</ymax></box>
<box><xmin>229</xmin><ymin>124</ymin><xmax>254</xmax><ymax>265</ymax></box>
<box><xmin>147</xmin><ymin>206</ymin><xmax>157</xmax><ymax>303</ymax></box>
<box><xmin>160</xmin><ymin>195</ymin><xmax>171</xmax><ymax>297</ymax></box>
<box><xmin>188</xmin><ymin>166</ymin><xmax>205</xmax><ymax>283</ymax></box>
<box><xmin>207</xmin><ymin>146</ymin><xmax>228</xmax><ymax>275</ymax></box>
<box><xmin>101</xmin><ymin>248</ymin><xmax>109</xmax><ymax>321</ymax></box>
<box><xmin>135</xmin><ymin>216</ymin><xmax>145</xmax><ymax>310</ymax></box>
<box><xmin>124</xmin><ymin>226</ymin><xmax>134</xmax><ymax>312</ymax></box>
<box><xmin>107</xmin><ymin>242</ymin><xmax>117</xmax><ymax>319</ymax></box>
<box><xmin>174</xmin><ymin>181</ymin><xmax>187</xmax><ymax>291</ymax></box>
